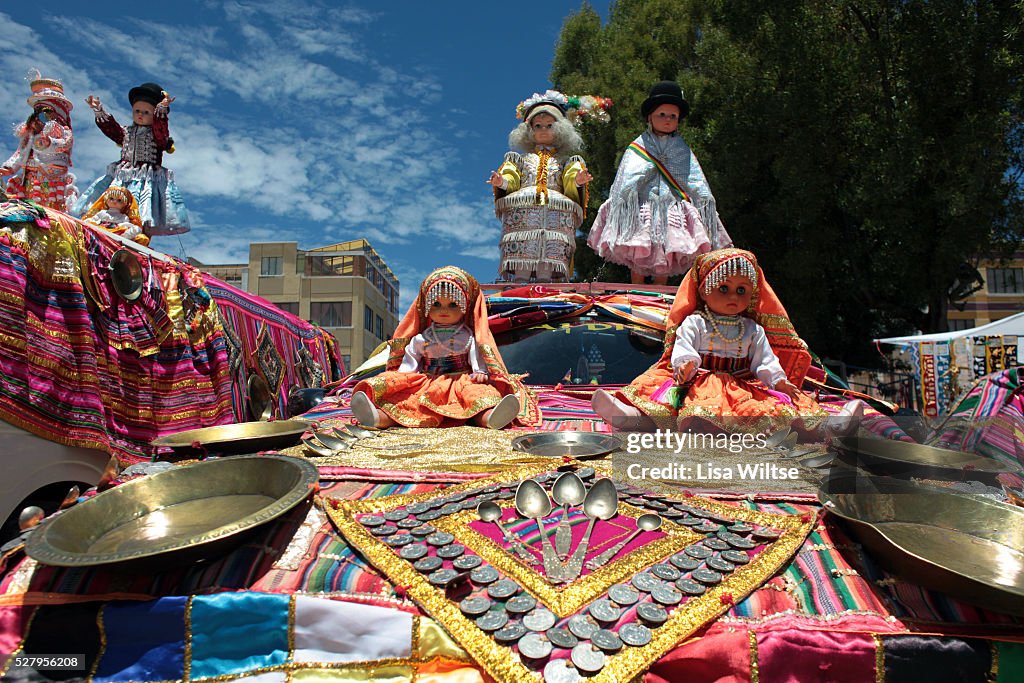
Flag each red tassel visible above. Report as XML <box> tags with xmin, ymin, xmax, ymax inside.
<box><xmin>719</xmin><ymin>592</ymin><xmax>734</xmax><ymax>606</ymax></box>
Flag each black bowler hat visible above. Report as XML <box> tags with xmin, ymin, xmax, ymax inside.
<box><xmin>128</xmin><ymin>82</ymin><xmax>164</xmax><ymax>106</ymax></box>
<box><xmin>640</xmin><ymin>81</ymin><xmax>690</xmax><ymax>120</ymax></box>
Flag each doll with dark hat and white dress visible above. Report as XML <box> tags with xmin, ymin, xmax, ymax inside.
<box><xmin>72</xmin><ymin>82</ymin><xmax>190</xmax><ymax>236</ymax></box>
<box><xmin>588</xmin><ymin>81</ymin><xmax>731</xmax><ymax>285</ymax></box>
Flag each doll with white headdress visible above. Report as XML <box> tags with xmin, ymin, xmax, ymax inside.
<box><xmin>0</xmin><ymin>69</ymin><xmax>78</xmax><ymax>211</ymax></box>
<box><xmin>489</xmin><ymin>90</ymin><xmax>611</xmax><ymax>282</ymax></box>
<box><xmin>72</xmin><ymin>81</ymin><xmax>189</xmax><ymax>236</ymax></box>
<box><xmin>351</xmin><ymin>266</ymin><xmax>539</xmax><ymax>429</ymax></box>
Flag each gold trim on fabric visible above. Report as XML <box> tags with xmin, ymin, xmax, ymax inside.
<box><xmin>289</xmin><ymin>594</ymin><xmax>298</xmax><ymax>661</ymax></box>
<box><xmin>990</xmin><ymin>640</ymin><xmax>998</xmax><ymax>682</ymax></box>
<box><xmin>327</xmin><ymin>465</ymin><xmax>814</xmax><ymax>683</ymax></box>
<box><xmin>749</xmin><ymin>629</ymin><xmax>759</xmax><ymax>683</ymax></box>
<box><xmin>91</xmin><ymin>605</ymin><xmax>107</xmax><ymax>681</ymax></box>
<box><xmin>622</xmin><ymin>384</ymin><xmax>674</xmax><ymax>417</ymax></box>
<box><xmin>184</xmin><ymin>595</ymin><xmax>194</xmax><ymax>683</ymax></box>
<box><xmin>874</xmin><ymin>633</ymin><xmax>885</xmax><ymax>683</ymax></box>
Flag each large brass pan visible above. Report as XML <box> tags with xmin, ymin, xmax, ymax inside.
<box><xmin>151</xmin><ymin>418</ymin><xmax>310</xmax><ymax>455</ymax></box>
<box><xmin>833</xmin><ymin>435</ymin><xmax>1018</xmax><ymax>482</ymax></box>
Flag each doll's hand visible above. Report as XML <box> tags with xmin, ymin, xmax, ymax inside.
<box><xmin>158</xmin><ymin>93</ymin><xmax>175</xmax><ymax>108</ymax></box>
<box><xmin>487</xmin><ymin>171</ymin><xmax>505</xmax><ymax>188</ymax></box>
<box><xmin>773</xmin><ymin>379</ymin><xmax>800</xmax><ymax>399</ymax></box>
<box><xmin>575</xmin><ymin>169</ymin><xmax>593</xmax><ymax>186</ymax></box>
<box><xmin>469</xmin><ymin>372</ymin><xmax>490</xmax><ymax>383</ymax></box>
<box><xmin>673</xmin><ymin>361</ymin><xmax>696</xmax><ymax>385</ymax></box>
<box><xmin>85</xmin><ymin>95</ymin><xmax>104</xmax><ymax>112</ymax></box>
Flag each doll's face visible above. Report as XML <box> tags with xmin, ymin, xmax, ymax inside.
<box><xmin>530</xmin><ymin>113</ymin><xmax>557</xmax><ymax>146</ymax></box>
<box><xmin>132</xmin><ymin>101</ymin><xmax>155</xmax><ymax>126</ymax></box>
<box><xmin>428</xmin><ymin>295</ymin><xmax>464</xmax><ymax>325</ymax></box>
<box><xmin>106</xmin><ymin>196</ymin><xmax>128</xmax><ymax>213</ymax></box>
<box><xmin>703</xmin><ymin>275</ymin><xmax>754</xmax><ymax>316</ymax></box>
<box><xmin>649</xmin><ymin>103</ymin><xmax>681</xmax><ymax>135</ymax></box>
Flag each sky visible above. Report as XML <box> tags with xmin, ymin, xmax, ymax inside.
<box><xmin>0</xmin><ymin>0</ymin><xmax>611</xmax><ymax>308</ymax></box>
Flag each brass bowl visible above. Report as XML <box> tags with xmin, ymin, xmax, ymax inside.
<box><xmin>821</xmin><ymin>478</ymin><xmax>1024</xmax><ymax>615</ymax></box>
<box><xmin>511</xmin><ymin>431</ymin><xmax>621</xmax><ymax>459</ymax></box>
<box><xmin>151</xmin><ymin>418</ymin><xmax>310</xmax><ymax>455</ymax></box>
<box><xmin>26</xmin><ymin>455</ymin><xmax>318</xmax><ymax>569</ymax></box>
<box><xmin>247</xmin><ymin>374</ymin><xmax>274</xmax><ymax>421</ymax></box>
<box><xmin>833</xmin><ymin>435</ymin><xmax>1018</xmax><ymax>482</ymax></box>
<box><xmin>109</xmin><ymin>249</ymin><xmax>144</xmax><ymax>301</ymax></box>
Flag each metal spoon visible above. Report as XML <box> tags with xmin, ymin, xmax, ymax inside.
<box><xmin>312</xmin><ymin>429</ymin><xmax>351</xmax><ymax>451</ymax></box>
<box><xmin>477</xmin><ymin>500</ymin><xmax>539</xmax><ymax>565</ymax></box>
<box><xmin>799</xmin><ymin>452</ymin><xmax>836</xmax><ymax>469</ymax></box>
<box><xmin>764</xmin><ymin>427</ymin><xmax>792</xmax><ymax>449</ymax></box>
<box><xmin>58</xmin><ymin>485</ymin><xmax>80</xmax><ymax>510</ymax></box>
<box><xmin>330</xmin><ymin>427</ymin><xmax>358</xmax><ymax>443</ymax></box>
<box><xmin>18</xmin><ymin>506</ymin><xmax>44</xmax><ymax>532</ymax></box>
<box><xmin>97</xmin><ymin>455</ymin><xmax>122</xmax><ymax>491</ymax></box>
<box><xmin>515</xmin><ymin>479</ymin><xmax>563</xmax><ymax>581</ymax></box>
<box><xmin>302</xmin><ymin>436</ymin><xmax>334</xmax><ymax>457</ymax></box>
<box><xmin>586</xmin><ymin>513</ymin><xmax>662</xmax><ymax>569</ymax></box>
<box><xmin>777</xmin><ymin>432</ymin><xmax>799</xmax><ymax>453</ymax></box>
<box><xmin>551</xmin><ymin>472</ymin><xmax>586</xmax><ymax>559</ymax></box>
<box><xmin>347</xmin><ymin>424</ymin><xmax>380</xmax><ymax>439</ymax></box>
<box><xmin>562</xmin><ymin>478</ymin><xmax>619</xmax><ymax>582</ymax></box>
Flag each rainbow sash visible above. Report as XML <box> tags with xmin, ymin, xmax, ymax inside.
<box><xmin>628</xmin><ymin>141</ymin><xmax>690</xmax><ymax>202</ymax></box>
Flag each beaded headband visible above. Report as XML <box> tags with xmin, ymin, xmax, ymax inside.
<box><xmin>420</xmin><ymin>266</ymin><xmax>474</xmax><ymax>317</ymax></box>
<box><xmin>698</xmin><ymin>249</ymin><xmax>759</xmax><ymax>296</ymax></box>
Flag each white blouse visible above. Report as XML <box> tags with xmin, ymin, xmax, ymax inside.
<box><xmin>671</xmin><ymin>314</ymin><xmax>787</xmax><ymax>388</ymax></box>
<box><xmin>398</xmin><ymin>323</ymin><xmax>487</xmax><ymax>374</ymax></box>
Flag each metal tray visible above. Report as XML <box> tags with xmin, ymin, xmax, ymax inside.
<box><xmin>26</xmin><ymin>455</ymin><xmax>318</xmax><ymax>569</ymax></box>
<box><xmin>833</xmin><ymin>435</ymin><xmax>1018</xmax><ymax>481</ymax></box>
<box><xmin>151</xmin><ymin>418</ymin><xmax>310</xmax><ymax>454</ymax></box>
<box><xmin>820</xmin><ymin>479</ymin><xmax>1024</xmax><ymax>615</ymax></box>
<box><xmin>511</xmin><ymin>431</ymin><xmax>621</xmax><ymax>459</ymax></box>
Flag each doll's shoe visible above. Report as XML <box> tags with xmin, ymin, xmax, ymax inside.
<box><xmin>592</xmin><ymin>389</ymin><xmax>643</xmax><ymax>424</ymax></box>
<box><xmin>827</xmin><ymin>400</ymin><xmax>865</xmax><ymax>438</ymax></box>
<box><xmin>350</xmin><ymin>391</ymin><xmax>382</xmax><ymax>428</ymax></box>
<box><xmin>485</xmin><ymin>395</ymin><xmax>520</xmax><ymax>430</ymax></box>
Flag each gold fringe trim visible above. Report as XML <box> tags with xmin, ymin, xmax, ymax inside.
<box><xmin>874</xmin><ymin>633</ymin><xmax>885</xmax><ymax>683</ymax></box>
<box><xmin>749</xmin><ymin>629</ymin><xmax>760</xmax><ymax>683</ymax></box>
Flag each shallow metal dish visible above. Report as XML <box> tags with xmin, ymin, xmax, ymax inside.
<box><xmin>512</xmin><ymin>431</ymin><xmax>621</xmax><ymax>459</ymax></box>
<box><xmin>26</xmin><ymin>455</ymin><xmax>318</xmax><ymax>569</ymax></box>
<box><xmin>821</xmin><ymin>480</ymin><xmax>1024</xmax><ymax>615</ymax></box>
<box><xmin>109</xmin><ymin>249</ymin><xmax>144</xmax><ymax>301</ymax></box>
<box><xmin>833</xmin><ymin>435</ymin><xmax>1018</xmax><ymax>481</ymax></box>
<box><xmin>151</xmin><ymin>418</ymin><xmax>310</xmax><ymax>455</ymax></box>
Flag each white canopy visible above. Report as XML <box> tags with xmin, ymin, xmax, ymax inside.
<box><xmin>875</xmin><ymin>311</ymin><xmax>1024</xmax><ymax>345</ymax></box>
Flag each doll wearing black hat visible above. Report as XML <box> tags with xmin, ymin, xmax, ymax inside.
<box><xmin>588</xmin><ymin>81</ymin><xmax>730</xmax><ymax>285</ymax></box>
<box><xmin>71</xmin><ymin>81</ymin><xmax>190</xmax><ymax>235</ymax></box>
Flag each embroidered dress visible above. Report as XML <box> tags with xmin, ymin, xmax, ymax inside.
<box><xmin>72</xmin><ymin>103</ymin><xmax>189</xmax><ymax>235</ymax></box>
<box><xmin>1</xmin><ymin>122</ymin><xmax>77</xmax><ymax>212</ymax></box>
<box><xmin>588</xmin><ymin>131</ymin><xmax>731</xmax><ymax>277</ymax></box>
<box><xmin>494</xmin><ymin>149</ymin><xmax>587</xmax><ymax>281</ymax></box>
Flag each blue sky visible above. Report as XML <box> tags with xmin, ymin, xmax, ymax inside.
<box><xmin>0</xmin><ymin>0</ymin><xmax>611</xmax><ymax>306</ymax></box>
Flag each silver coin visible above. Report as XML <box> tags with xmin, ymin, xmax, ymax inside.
<box><xmin>707</xmin><ymin>512</ymin><xmax>735</xmax><ymax>525</ymax></box>
<box><xmin>588</xmin><ymin>598</ymin><xmax>622</xmax><ymax>623</ymax></box>
<box><xmin>523</xmin><ymin>608</ymin><xmax>557</xmax><ymax>632</ymax></box>
<box><xmin>459</xmin><ymin>596</ymin><xmax>493</xmax><ymax>616</ymax></box>
<box><xmin>384</xmin><ymin>533</ymin><xmax>414</xmax><ymax>547</ymax></box>
<box><xmin>591</xmin><ymin>629</ymin><xmax>623</xmax><ymax>653</ymax></box>
<box><xmin>477</xmin><ymin>492</ymin><xmax>499</xmax><ymax>501</ymax></box>
<box><xmin>728</xmin><ymin>523</ymin><xmax>753</xmax><ymax>534</ymax></box>
<box><xmin>577</xmin><ymin>467</ymin><xmax>596</xmax><ymax>480</ymax></box>
<box><xmin>644</xmin><ymin>500</ymin><xmax>668</xmax><ymax>511</ymax></box>
<box><xmin>631</xmin><ymin>572</ymin><xmax>660</xmax><ymax>593</ymax></box>
<box><xmin>545</xmin><ymin>626</ymin><xmax>578</xmax><ymax>649</ymax></box>
<box><xmin>494</xmin><ymin>622</ymin><xmax>527</xmax><ymax>644</ymax></box>
<box><xmin>613</xmin><ymin>482</ymin><xmax>630</xmax><ymax>492</ymax></box>
<box><xmin>696</xmin><ymin>521</ymin><xmax>721</xmax><ymax>533</ymax></box>
<box><xmin>471</xmin><ymin>566</ymin><xmax>499</xmax><ymax>585</ymax></box>
<box><xmin>684</xmin><ymin>545</ymin><xmax>712</xmax><ymax>560</ymax></box>
<box><xmin>542</xmin><ymin>659</ymin><xmax>581</xmax><ymax>683</ymax></box>
<box><xmin>704</xmin><ymin>538</ymin><xmax>731</xmax><ymax>551</ymax></box>
<box><xmin>397</xmin><ymin>518</ymin><xmax>422</xmax><ymax>529</ymax></box>
<box><xmin>618</xmin><ymin>622</ymin><xmax>653</xmax><ymax>647</ymax></box>
<box><xmin>453</xmin><ymin>554</ymin><xmax>483</xmax><ymax>570</ymax></box>
<box><xmin>752</xmin><ymin>527</ymin><xmax>781</xmax><ymax>540</ymax></box>
<box><xmin>426</xmin><ymin>532</ymin><xmax>456</xmax><ymax>546</ymax></box>
<box><xmin>418</xmin><ymin>510</ymin><xmax>442</xmax><ymax>522</ymax></box>
<box><xmin>360</xmin><ymin>514</ymin><xmax>386</xmax><ymax>527</ymax></box>
<box><xmin>399</xmin><ymin>544</ymin><xmax>429</xmax><ymax>561</ymax></box>
<box><xmin>427</xmin><ymin>569</ymin><xmax>459</xmax><ymax>586</ymax></box>
<box><xmin>692</xmin><ymin>568</ymin><xmax>723</xmax><ymax>585</ymax></box>
<box><xmin>497</xmin><ymin>488</ymin><xmax>516</xmax><ymax>499</ymax></box>
<box><xmin>487</xmin><ymin>578</ymin><xmax>520</xmax><ymax>600</ymax></box>
<box><xmin>651</xmin><ymin>585</ymin><xmax>683</xmax><ymax>605</ymax></box>
<box><xmin>625</xmin><ymin>497</ymin><xmax>647</xmax><ymax>506</ymax></box>
<box><xmin>662</xmin><ymin>512</ymin><xmax>686</xmax><ymax>522</ymax></box>
<box><xmin>678</xmin><ymin>516</ymin><xmax>703</xmax><ymax>526</ymax></box>
<box><xmin>518</xmin><ymin>632</ymin><xmax>552</xmax><ymax>659</ymax></box>
<box><xmin>669</xmin><ymin>554</ymin><xmax>700</xmax><ymax>571</ymax></box>
<box><xmin>686</xmin><ymin>507</ymin><xmax>710</xmax><ymax>518</ymax></box>
<box><xmin>570</xmin><ymin>643</ymin><xmax>606</xmax><ymax>674</ymax></box>
<box><xmin>459</xmin><ymin>499</ymin><xmax>478</xmax><ymax>510</ymax></box>
<box><xmin>407</xmin><ymin>502</ymin><xmax>430</xmax><ymax>514</ymax></box>
<box><xmin>651</xmin><ymin>564</ymin><xmax>681</xmax><ymax>581</ymax></box>
<box><xmin>726</xmin><ymin>535</ymin><xmax>756</xmax><ymax>549</ymax></box>
<box><xmin>384</xmin><ymin>509</ymin><xmax>409</xmax><ymax>522</ymax></box>
<box><xmin>507</xmin><ymin>594</ymin><xmax>538</xmax><ymax>614</ymax></box>
<box><xmin>568</xmin><ymin>614</ymin><xmax>600</xmax><ymax>639</ymax></box>
<box><xmin>722</xmin><ymin>550</ymin><xmax>750</xmax><ymax>565</ymax></box>
<box><xmin>636</xmin><ymin>602</ymin><xmax>668</xmax><ymax>626</ymax></box>
<box><xmin>424</xmin><ymin>497</ymin><xmax>445</xmax><ymax>510</ymax></box>
<box><xmin>706</xmin><ymin>556</ymin><xmax>736</xmax><ymax>573</ymax></box>
<box><xmin>437</xmin><ymin>544</ymin><xmax>465</xmax><ymax>559</ymax></box>
<box><xmin>370</xmin><ymin>525</ymin><xmax>397</xmax><ymax>537</ymax></box>
<box><xmin>411</xmin><ymin>525</ymin><xmax>435</xmax><ymax>537</ymax></box>
<box><xmin>608</xmin><ymin>584</ymin><xmax>640</xmax><ymax>606</ymax></box>
<box><xmin>440</xmin><ymin>503</ymin><xmax>463</xmax><ymax>516</ymax></box>
<box><xmin>475</xmin><ymin>610</ymin><xmax>508</xmax><ymax>632</ymax></box>
<box><xmin>446</xmin><ymin>490</ymin><xmax>469</xmax><ymax>502</ymax></box>
<box><xmin>675</xmin><ymin>578</ymin><xmax>707</xmax><ymax>595</ymax></box>
<box><xmin>413</xmin><ymin>555</ymin><xmax>443</xmax><ymax>572</ymax></box>
<box><xmin>482</xmin><ymin>483</ymin><xmax>503</xmax><ymax>493</ymax></box>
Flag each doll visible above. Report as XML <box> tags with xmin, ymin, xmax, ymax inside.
<box><xmin>351</xmin><ymin>266</ymin><xmax>539</xmax><ymax>429</ymax></box>
<box><xmin>588</xmin><ymin>81</ymin><xmax>731</xmax><ymax>285</ymax></box>
<box><xmin>72</xmin><ymin>82</ymin><xmax>190</xmax><ymax>235</ymax></box>
<box><xmin>592</xmin><ymin>248</ymin><xmax>824</xmax><ymax>425</ymax></box>
<box><xmin>0</xmin><ymin>70</ymin><xmax>78</xmax><ymax>211</ymax></box>
<box><xmin>81</xmin><ymin>186</ymin><xmax>149</xmax><ymax>246</ymax></box>
<box><xmin>490</xmin><ymin>90</ymin><xmax>608</xmax><ymax>283</ymax></box>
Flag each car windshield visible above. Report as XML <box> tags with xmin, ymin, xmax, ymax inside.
<box><xmin>494</xmin><ymin>315</ymin><xmax>664</xmax><ymax>385</ymax></box>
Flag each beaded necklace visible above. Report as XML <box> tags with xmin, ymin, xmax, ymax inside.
<box><xmin>699</xmin><ymin>307</ymin><xmax>745</xmax><ymax>342</ymax></box>
<box><xmin>425</xmin><ymin>323</ymin><xmax>472</xmax><ymax>353</ymax></box>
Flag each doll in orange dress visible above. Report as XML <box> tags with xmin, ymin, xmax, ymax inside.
<box><xmin>351</xmin><ymin>266</ymin><xmax>540</xmax><ymax>429</ymax></box>
<box><xmin>80</xmin><ymin>186</ymin><xmax>149</xmax><ymax>246</ymax></box>
<box><xmin>592</xmin><ymin>248</ymin><xmax>826</xmax><ymax>427</ymax></box>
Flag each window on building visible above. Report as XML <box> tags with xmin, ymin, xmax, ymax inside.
<box><xmin>365</xmin><ymin>305</ymin><xmax>374</xmax><ymax>332</ymax></box>
<box><xmin>223</xmin><ymin>275</ymin><xmax>242</xmax><ymax>286</ymax></box>
<box><xmin>261</xmin><ymin>256</ymin><xmax>282</xmax><ymax>276</ymax></box>
<box><xmin>987</xmin><ymin>267</ymin><xmax>1024</xmax><ymax>294</ymax></box>
<box><xmin>342</xmin><ymin>355</ymin><xmax>351</xmax><ymax>373</ymax></box>
<box><xmin>948</xmin><ymin>318</ymin><xmax>976</xmax><ymax>332</ymax></box>
<box><xmin>310</xmin><ymin>302</ymin><xmax>351</xmax><ymax>327</ymax></box>
<box><xmin>376</xmin><ymin>314</ymin><xmax>384</xmax><ymax>340</ymax></box>
<box><xmin>277</xmin><ymin>302</ymin><xmax>300</xmax><ymax>316</ymax></box>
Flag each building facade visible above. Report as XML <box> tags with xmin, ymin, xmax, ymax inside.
<box><xmin>947</xmin><ymin>253</ymin><xmax>1024</xmax><ymax>330</ymax></box>
<box><xmin>198</xmin><ymin>239</ymin><xmax>399</xmax><ymax>371</ymax></box>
